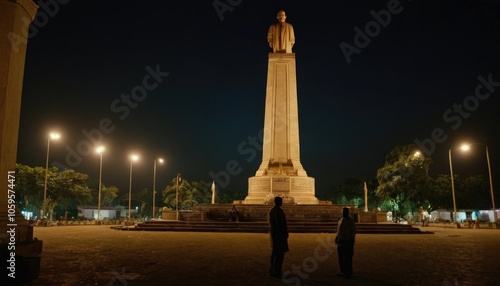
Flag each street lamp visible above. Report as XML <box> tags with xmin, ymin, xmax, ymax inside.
<box><xmin>448</xmin><ymin>148</ymin><xmax>460</xmax><ymax>228</ymax></box>
<box><xmin>152</xmin><ymin>158</ymin><xmax>164</xmax><ymax>219</ymax></box>
<box><xmin>128</xmin><ymin>154</ymin><xmax>139</xmax><ymax>223</ymax></box>
<box><xmin>42</xmin><ymin>132</ymin><xmax>60</xmax><ymax>221</ymax></box>
<box><xmin>460</xmin><ymin>143</ymin><xmax>497</xmax><ymax>228</ymax></box>
<box><xmin>95</xmin><ymin>146</ymin><xmax>105</xmax><ymax>223</ymax></box>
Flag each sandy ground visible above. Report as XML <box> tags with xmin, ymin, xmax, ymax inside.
<box><xmin>13</xmin><ymin>225</ymin><xmax>500</xmax><ymax>286</ymax></box>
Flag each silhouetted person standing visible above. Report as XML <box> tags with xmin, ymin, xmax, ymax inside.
<box><xmin>335</xmin><ymin>207</ymin><xmax>356</xmax><ymax>279</ymax></box>
<box><xmin>268</xmin><ymin>196</ymin><xmax>289</xmax><ymax>278</ymax></box>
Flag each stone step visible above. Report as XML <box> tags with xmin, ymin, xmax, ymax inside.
<box><xmin>112</xmin><ymin>221</ymin><xmax>431</xmax><ymax>234</ymax></box>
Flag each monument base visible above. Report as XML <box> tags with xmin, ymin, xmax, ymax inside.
<box><xmin>193</xmin><ymin>203</ymin><xmax>345</xmax><ymax>222</ymax></box>
<box><xmin>245</xmin><ymin>175</ymin><xmax>319</xmax><ymax>204</ymax></box>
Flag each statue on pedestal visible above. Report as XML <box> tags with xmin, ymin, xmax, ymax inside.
<box><xmin>267</xmin><ymin>10</ymin><xmax>295</xmax><ymax>53</ymax></box>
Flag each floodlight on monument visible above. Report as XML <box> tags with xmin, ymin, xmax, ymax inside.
<box><xmin>153</xmin><ymin>158</ymin><xmax>164</xmax><ymax>219</ymax></box>
<box><xmin>42</xmin><ymin>132</ymin><xmax>61</xmax><ymax>221</ymax></box>
<box><xmin>128</xmin><ymin>154</ymin><xmax>139</xmax><ymax>222</ymax></box>
<box><xmin>459</xmin><ymin>142</ymin><xmax>497</xmax><ymax>228</ymax></box>
<box><xmin>96</xmin><ymin>146</ymin><xmax>105</xmax><ymax>223</ymax></box>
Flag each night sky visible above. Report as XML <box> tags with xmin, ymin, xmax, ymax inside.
<box><xmin>16</xmin><ymin>0</ymin><xmax>500</xmax><ymax>200</ymax></box>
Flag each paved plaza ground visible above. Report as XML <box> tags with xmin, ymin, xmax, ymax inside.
<box><xmin>18</xmin><ymin>225</ymin><xmax>500</xmax><ymax>286</ymax></box>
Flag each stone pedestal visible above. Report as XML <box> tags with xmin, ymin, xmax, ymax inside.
<box><xmin>245</xmin><ymin>53</ymin><xmax>318</xmax><ymax>204</ymax></box>
<box><xmin>246</xmin><ymin>176</ymin><xmax>317</xmax><ymax>204</ymax></box>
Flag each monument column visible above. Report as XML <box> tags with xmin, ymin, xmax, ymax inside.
<box><xmin>245</xmin><ymin>10</ymin><xmax>318</xmax><ymax>205</ymax></box>
<box><xmin>0</xmin><ymin>0</ymin><xmax>42</xmax><ymax>284</ymax></box>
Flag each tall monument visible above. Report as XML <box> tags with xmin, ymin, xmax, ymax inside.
<box><xmin>245</xmin><ymin>10</ymin><xmax>318</xmax><ymax>204</ymax></box>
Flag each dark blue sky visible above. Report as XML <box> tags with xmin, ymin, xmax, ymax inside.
<box><xmin>17</xmin><ymin>0</ymin><xmax>500</xmax><ymax>199</ymax></box>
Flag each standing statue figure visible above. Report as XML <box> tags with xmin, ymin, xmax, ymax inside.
<box><xmin>267</xmin><ymin>10</ymin><xmax>295</xmax><ymax>53</ymax></box>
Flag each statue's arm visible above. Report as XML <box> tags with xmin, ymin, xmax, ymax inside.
<box><xmin>267</xmin><ymin>25</ymin><xmax>274</xmax><ymax>48</ymax></box>
<box><xmin>289</xmin><ymin>24</ymin><xmax>295</xmax><ymax>46</ymax></box>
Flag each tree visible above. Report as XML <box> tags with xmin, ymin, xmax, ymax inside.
<box><xmin>137</xmin><ymin>188</ymin><xmax>152</xmax><ymax>218</ymax></box>
<box><xmin>331</xmin><ymin>177</ymin><xmax>364</xmax><ymax>205</ymax></box>
<box><xmin>162</xmin><ymin>177</ymin><xmax>193</xmax><ymax>210</ymax></box>
<box><xmin>161</xmin><ymin>178</ymin><xmax>215</xmax><ymax>209</ymax></box>
<box><xmin>15</xmin><ymin>164</ymin><xmax>57</xmax><ymax>218</ymax></box>
<box><xmin>215</xmin><ymin>189</ymin><xmax>245</xmax><ymax>203</ymax></box>
<box><xmin>52</xmin><ymin>169</ymin><xmax>92</xmax><ymax>221</ymax></box>
<box><xmin>15</xmin><ymin>164</ymin><xmax>40</xmax><ymax>213</ymax></box>
<box><xmin>376</xmin><ymin>144</ymin><xmax>432</xmax><ymax>222</ymax></box>
<box><xmin>100</xmin><ymin>185</ymin><xmax>119</xmax><ymax>206</ymax></box>
<box><xmin>17</xmin><ymin>165</ymin><xmax>92</xmax><ymax>220</ymax></box>
<box><xmin>427</xmin><ymin>174</ymin><xmax>453</xmax><ymax>210</ymax></box>
<box><xmin>191</xmin><ymin>180</ymin><xmax>212</xmax><ymax>206</ymax></box>
<box><xmin>457</xmin><ymin>175</ymin><xmax>490</xmax><ymax>209</ymax></box>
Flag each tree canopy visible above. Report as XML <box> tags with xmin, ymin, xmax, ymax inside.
<box><xmin>376</xmin><ymin>144</ymin><xmax>432</xmax><ymax>221</ymax></box>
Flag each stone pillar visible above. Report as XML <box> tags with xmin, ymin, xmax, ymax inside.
<box><xmin>246</xmin><ymin>53</ymin><xmax>318</xmax><ymax>204</ymax></box>
<box><xmin>0</xmin><ymin>0</ymin><xmax>42</xmax><ymax>284</ymax></box>
<box><xmin>256</xmin><ymin>53</ymin><xmax>307</xmax><ymax>177</ymax></box>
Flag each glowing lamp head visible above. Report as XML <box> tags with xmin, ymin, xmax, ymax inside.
<box><xmin>460</xmin><ymin>144</ymin><xmax>470</xmax><ymax>152</ymax></box>
<box><xmin>50</xmin><ymin>132</ymin><xmax>61</xmax><ymax>140</ymax></box>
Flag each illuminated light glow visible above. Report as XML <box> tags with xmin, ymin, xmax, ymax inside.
<box><xmin>130</xmin><ymin>154</ymin><xmax>139</xmax><ymax>161</ymax></box>
<box><xmin>95</xmin><ymin>146</ymin><xmax>105</xmax><ymax>154</ymax></box>
<box><xmin>460</xmin><ymin>144</ymin><xmax>470</xmax><ymax>152</ymax></box>
<box><xmin>50</xmin><ymin>132</ymin><xmax>61</xmax><ymax>140</ymax></box>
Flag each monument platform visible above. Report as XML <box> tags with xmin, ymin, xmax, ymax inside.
<box><xmin>120</xmin><ymin>221</ymin><xmax>430</xmax><ymax>234</ymax></box>
<box><xmin>195</xmin><ymin>204</ymin><xmax>341</xmax><ymax>222</ymax></box>
<box><xmin>123</xmin><ymin>204</ymin><xmax>428</xmax><ymax>234</ymax></box>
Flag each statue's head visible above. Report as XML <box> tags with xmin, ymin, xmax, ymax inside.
<box><xmin>276</xmin><ymin>10</ymin><xmax>287</xmax><ymax>23</ymax></box>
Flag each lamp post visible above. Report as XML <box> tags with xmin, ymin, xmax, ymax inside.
<box><xmin>461</xmin><ymin>143</ymin><xmax>497</xmax><ymax>228</ymax></box>
<box><xmin>448</xmin><ymin>149</ymin><xmax>459</xmax><ymax>228</ymax></box>
<box><xmin>176</xmin><ymin>173</ymin><xmax>180</xmax><ymax>221</ymax></box>
<box><xmin>96</xmin><ymin>146</ymin><xmax>105</xmax><ymax>223</ymax></box>
<box><xmin>486</xmin><ymin>146</ymin><xmax>497</xmax><ymax>228</ymax></box>
<box><xmin>152</xmin><ymin>158</ymin><xmax>164</xmax><ymax>219</ymax></box>
<box><xmin>128</xmin><ymin>154</ymin><xmax>139</xmax><ymax>223</ymax></box>
<box><xmin>42</xmin><ymin>132</ymin><xmax>60</xmax><ymax>221</ymax></box>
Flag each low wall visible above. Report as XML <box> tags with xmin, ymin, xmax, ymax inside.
<box><xmin>193</xmin><ymin>204</ymin><xmax>359</xmax><ymax>222</ymax></box>
<box><xmin>162</xmin><ymin>210</ymin><xmax>204</xmax><ymax>221</ymax></box>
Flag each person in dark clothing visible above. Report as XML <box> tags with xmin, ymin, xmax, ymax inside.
<box><xmin>268</xmin><ymin>196</ymin><xmax>289</xmax><ymax>278</ymax></box>
<box><xmin>228</xmin><ymin>205</ymin><xmax>239</xmax><ymax>222</ymax></box>
<box><xmin>335</xmin><ymin>207</ymin><xmax>357</xmax><ymax>279</ymax></box>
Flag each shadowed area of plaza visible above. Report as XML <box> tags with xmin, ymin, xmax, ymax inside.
<box><xmin>21</xmin><ymin>225</ymin><xmax>500</xmax><ymax>286</ymax></box>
